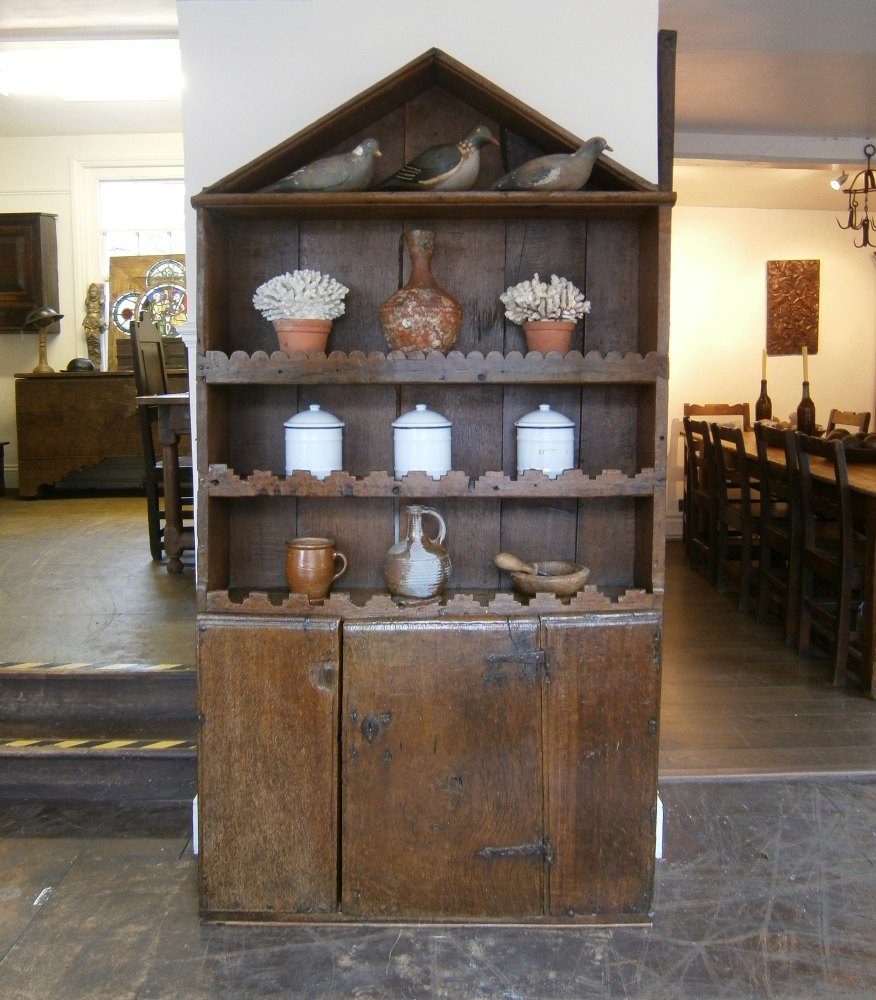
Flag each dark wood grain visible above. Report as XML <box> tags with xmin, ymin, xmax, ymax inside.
<box><xmin>542</xmin><ymin>614</ymin><xmax>660</xmax><ymax>919</ymax></box>
<box><xmin>198</xmin><ymin>615</ymin><xmax>341</xmax><ymax>918</ymax></box>
<box><xmin>15</xmin><ymin>372</ymin><xmax>185</xmax><ymax>497</ymax></box>
<box><xmin>341</xmin><ymin>618</ymin><xmax>544</xmax><ymax>918</ymax></box>
<box><xmin>0</xmin><ymin>213</ymin><xmax>59</xmax><ymax>330</ymax></box>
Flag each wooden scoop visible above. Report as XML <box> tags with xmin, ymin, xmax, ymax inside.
<box><xmin>494</xmin><ymin>552</ymin><xmax>548</xmax><ymax>576</ymax></box>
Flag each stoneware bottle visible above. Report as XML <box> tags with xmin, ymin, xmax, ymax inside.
<box><xmin>383</xmin><ymin>505</ymin><xmax>451</xmax><ymax>601</ymax></box>
<box><xmin>380</xmin><ymin>230</ymin><xmax>462</xmax><ymax>355</ymax></box>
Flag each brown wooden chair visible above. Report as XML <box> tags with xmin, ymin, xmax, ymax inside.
<box><xmin>795</xmin><ymin>433</ymin><xmax>866</xmax><ymax>687</ymax></box>
<box><xmin>711</xmin><ymin>422</ymin><xmax>760</xmax><ymax>612</ymax></box>
<box><xmin>682</xmin><ymin>416</ymin><xmax>718</xmax><ymax>583</ymax></box>
<box><xmin>684</xmin><ymin>402</ymin><xmax>751</xmax><ymax>431</ymax></box>
<box><xmin>754</xmin><ymin>422</ymin><xmax>800</xmax><ymax>647</ymax></box>
<box><xmin>825</xmin><ymin>409</ymin><xmax>871</xmax><ymax>434</ymax></box>
<box><xmin>130</xmin><ymin>317</ymin><xmax>194</xmax><ymax>562</ymax></box>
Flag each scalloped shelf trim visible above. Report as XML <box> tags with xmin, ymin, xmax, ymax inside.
<box><xmin>204</xmin><ymin>586</ymin><xmax>658</xmax><ymax>618</ymax></box>
<box><xmin>203</xmin><ymin>466</ymin><xmax>658</xmax><ymax>498</ymax></box>
<box><xmin>199</xmin><ymin>348</ymin><xmax>666</xmax><ymax>383</ymax></box>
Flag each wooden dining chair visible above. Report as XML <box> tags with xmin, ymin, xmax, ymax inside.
<box><xmin>130</xmin><ymin>317</ymin><xmax>194</xmax><ymax>562</ymax></box>
<box><xmin>795</xmin><ymin>433</ymin><xmax>866</xmax><ymax>687</ymax></box>
<box><xmin>825</xmin><ymin>409</ymin><xmax>871</xmax><ymax>434</ymax></box>
<box><xmin>682</xmin><ymin>417</ymin><xmax>718</xmax><ymax>583</ymax></box>
<box><xmin>754</xmin><ymin>422</ymin><xmax>800</xmax><ymax>647</ymax></box>
<box><xmin>711</xmin><ymin>422</ymin><xmax>760</xmax><ymax>612</ymax></box>
<box><xmin>684</xmin><ymin>402</ymin><xmax>751</xmax><ymax>431</ymax></box>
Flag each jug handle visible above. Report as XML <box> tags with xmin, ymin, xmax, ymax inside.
<box><xmin>332</xmin><ymin>552</ymin><xmax>348</xmax><ymax>583</ymax></box>
<box><xmin>420</xmin><ymin>507</ymin><xmax>446</xmax><ymax>545</ymax></box>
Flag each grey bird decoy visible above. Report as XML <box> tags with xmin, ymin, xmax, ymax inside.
<box><xmin>493</xmin><ymin>136</ymin><xmax>613</xmax><ymax>191</ymax></box>
<box><xmin>270</xmin><ymin>138</ymin><xmax>382</xmax><ymax>192</ymax></box>
<box><xmin>373</xmin><ymin>125</ymin><xmax>498</xmax><ymax>191</ymax></box>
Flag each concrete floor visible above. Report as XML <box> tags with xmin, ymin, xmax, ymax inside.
<box><xmin>1</xmin><ymin>494</ymin><xmax>875</xmax><ymax>998</ymax></box>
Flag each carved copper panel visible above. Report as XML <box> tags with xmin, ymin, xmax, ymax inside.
<box><xmin>766</xmin><ymin>259</ymin><xmax>819</xmax><ymax>355</ymax></box>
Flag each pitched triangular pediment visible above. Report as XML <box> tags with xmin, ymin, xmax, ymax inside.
<box><xmin>203</xmin><ymin>48</ymin><xmax>655</xmax><ymax>195</ymax></box>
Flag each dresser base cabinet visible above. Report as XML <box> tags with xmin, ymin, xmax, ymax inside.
<box><xmin>197</xmin><ymin>612</ymin><xmax>660</xmax><ymax>924</ymax></box>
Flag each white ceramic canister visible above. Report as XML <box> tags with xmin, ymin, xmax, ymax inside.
<box><xmin>392</xmin><ymin>403</ymin><xmax>452</xmax><ymax>480</ymax></box>
<box><xmin>284</xmin><ymin>404</ymin><xmax>344</xmax><ymax>480</ymax></box>
<box><xmin>515</xmin><ymin>403</ymin><xmax>575</xmax><ymax>479</ymax></box>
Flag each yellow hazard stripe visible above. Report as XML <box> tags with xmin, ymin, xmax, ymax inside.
<box><xmin>1</xmin><ymin>738</ymin><xmax>196</xmax><ymax>751</ymax></box>
<box><xmin>0</xmin><ymin>661</ymin><xmax>191</xmax><ymax>672</ymax></box>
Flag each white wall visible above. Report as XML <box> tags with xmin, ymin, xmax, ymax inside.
<box><xmin>665</xmin><ymin>186</ymin><xmax>876</xmax><ymax>534</ymax></box>
<box><xmin>177</xmin><ymin>0</ymin><xmax>660</xmax><ymax>261</ymax></box>
<box><xmin>0</xmin><ymin>132</ymin><xmax>184</xmax><ymax>482</ymax></box>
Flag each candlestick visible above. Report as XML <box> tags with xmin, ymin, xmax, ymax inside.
<box><xmin>802</xmin><ymin>345</ymin><xmax>809</xmax><ymax>381</ymax></box>
<box><xmin>761</xmin><ymin>348</ymin><xmax>767</xmax><ymax>380</ymax></box>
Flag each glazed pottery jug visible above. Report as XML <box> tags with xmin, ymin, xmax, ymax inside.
<box><xmin>285</xmin><ymin>537</ymin><xmax>348</xmax><ymax>601</ymax></box>
<box><xmin>379</xmin><ymin>230</ymin><xmax>462</xmax><ymax>355</ymax></box>
<box><xmin>383</xmin><ymin>505</ymin><xmax>452</xmax><ymax>601</ymax></box>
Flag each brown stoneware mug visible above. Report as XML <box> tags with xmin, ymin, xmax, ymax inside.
<box><xmin>285</xmin><ymin>537</ymin><xmax>348</xmax><ymax>602</ymax></box>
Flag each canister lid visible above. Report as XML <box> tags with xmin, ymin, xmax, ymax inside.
<box><xmin>284</xmin><ymin>404</ymin><xmax>344</xmax><ymax>428</ymax></box>
<box><xmin>392</xmin><ymin>403</ymin><xmax>451</xmax><ymax>428</ymax></box>
<box><xmin>515</xmin><ymin>404</ymin><xmax>574</xmax><ymax>428</ymax></box>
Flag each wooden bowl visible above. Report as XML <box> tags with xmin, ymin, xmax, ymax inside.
<box><xmin>509</xmin><ymin>560</ymin><xmax>590</xmax><ymax>597</ymax></box>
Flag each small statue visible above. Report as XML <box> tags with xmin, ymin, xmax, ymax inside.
<box><xmin>82</xmin><ymin>282</ymin><xmax>106</xmax><ymax>368</ymax></box>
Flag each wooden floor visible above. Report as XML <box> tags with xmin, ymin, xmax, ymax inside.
<box><xmin>0</xmin><ymin>493</ymin><xmax>874</xmax><ymax>778</ymax></box>
<box><xmin>660</xmin><ymin>540</ymin><xmax>876</xmax><ymax>779</ymax></box>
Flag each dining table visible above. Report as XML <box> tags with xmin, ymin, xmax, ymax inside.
<box><xmin>741</xmin><ymin>429</ymin><xmax>876</xmax><ymax>699</ymax></box>
<box><xmin>136</xmin><ymin>391</ymin><xmax>193</xmax><ymax>574</ymax></box>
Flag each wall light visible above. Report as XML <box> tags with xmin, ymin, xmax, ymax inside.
<box><xmin>837</xmin><ymin>144</ymin><xmax>876</xmax><ymax>248</ymax></box>
<box><xmin>829</xmin><ymin>170</ymin><xmax>849</xmax><ymax>191</ymax></box>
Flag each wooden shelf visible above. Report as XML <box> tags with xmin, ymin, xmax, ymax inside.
<box><xmin>199</xmin><ymin>349</ymin><xmax>666</xmax><ymax>385</ymax></box>
<box><xmin>202</xmin><ymin>585</ymin><xmax>660</xmax><ymax>619</ymax></box>
<box><xmin>190</xmin><ymin>189</ymin><xmax>675</xmax><ymax>222</ymax></box>
<box><xmin>204</xmin><ymin>466</ymin><xmax>659</xmax><ymax>499</ymax></box>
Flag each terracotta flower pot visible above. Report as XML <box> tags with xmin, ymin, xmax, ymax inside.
<box><xmin>272</xmin><ymin>318</ymin><xmax>331</xmax><ymax>353</ymax></box>
<box><xmin>522</xmin><ymin>320</ymin><xmax>575</xmax><ymax>354</ymax></box>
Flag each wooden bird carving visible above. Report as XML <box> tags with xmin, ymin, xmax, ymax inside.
<box><xmin>373</xmin><ymin>126</ymin><xmax>498</xmax><ymax>191</ymax></box>
<box><xmin>271</xmin><ymin>138</ymin><xmax>382</xmax><ymax>192</ymax></box>
<box><xmin>493</xmin><ymin>137</ymin><xmax>612</xmax><ymax>191</ymax></box>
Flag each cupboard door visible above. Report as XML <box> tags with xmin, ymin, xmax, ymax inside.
<box><xmin>342</xmin><ymin>618</ymin><xmax>545</xmax><ymax>919</ymax></box>
<box><xmin>542</xmin><ymin>613</ymin><xmax>661</xmax><ymax>920</ymax></box>
<box><xmin>198</xmin><ymin>615</ymin><xmax>340</xmax><ymax>917</ymax></box>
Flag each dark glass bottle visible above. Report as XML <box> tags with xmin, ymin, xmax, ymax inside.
<box><xmin>796</xmin><ymin>381</ymin><xmax>816</xmax><ymax>435</ymax></box>
<box><xmin>755</xmin><ymin>380</ymin><xmax>772</xmax><ymax>421</ymax></box>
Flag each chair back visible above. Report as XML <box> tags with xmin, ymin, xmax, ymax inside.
<box><xmin>710</xmin><ymin>422</ymin><xmax>756</xmax><ymax>510</ymax></box>
<box><xmin>753</xmin><ymin>421</ymin><xmax>800</xmax><ymax>645</ymax></box>
<box><xmin>684</xmin><ymin>402</ymin><xmax>751</xmax><ymax>431</ymax></box>
<box><xmin>754</xmin><ymin>421</ymin><xmax>798</xmax><ymax>534</ymax></box>
<box><xmin>796</xmin><ymin>433</ymin><xmax>854</xmax><ymax>568</ymax></box>
<box><xmin>825</xmin><ymin>409</ymin><xmax>871</xmax><ymax>434</ymax></box>
<box><xmin>683</xmin><ymin>416</ymin><xmax>716</xmax><ymax>508</ymax></box>
<box><xmin>130</xmin><ymin>316</ymin><xmax>170</xmax><ymax>397</ymax></box>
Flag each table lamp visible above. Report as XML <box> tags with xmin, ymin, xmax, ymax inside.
<box><xmin>23</xmin><ymin>306</ymin><xmax>63</xmax><ymax>374</ymax></box>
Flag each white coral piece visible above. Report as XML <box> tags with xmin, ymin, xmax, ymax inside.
<box><xmin>252</xmin><ymin>269</ymin><xmax>349</xmax><ymax>321</ymax></box>
<box><xmin>500</xmin><ymin>272</ymin><xmax>591</xmax><ymax>324</ymax></box>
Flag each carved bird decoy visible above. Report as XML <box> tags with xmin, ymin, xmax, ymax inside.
<box><xmin>270</xmin><ymin>138</ymin><xmax>382</xmax><ymax>192</ymax></box>
<box><xmin>493</xmin><ymin>136</ymin><xmax>613</xmax><ymax>192</ymax></box>
<box><xmin>373</xmin><ymin>125</ymin><xmax>499</xmax><ymax>191</ymax></box>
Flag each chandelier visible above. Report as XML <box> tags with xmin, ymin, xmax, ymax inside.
<box><xmin>837</xmin><ymin>143</ymin><xmax>876</xmax><ymax>248</ymax></box>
